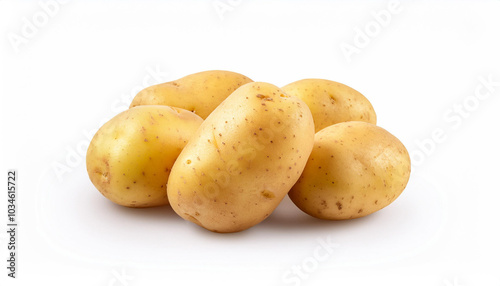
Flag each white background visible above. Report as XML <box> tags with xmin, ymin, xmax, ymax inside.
<box><xmin>1</xmin><ymin>0</ymin><xmax>500</xmax><ymax>285</ymax></box>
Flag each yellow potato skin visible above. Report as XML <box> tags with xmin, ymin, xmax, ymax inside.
<box><xmin>167</xmin><ymin>82</ymin><xmax>315</xmax><ymax>233</ymax></box>
<box><xmin>130</xmin><ymin>70</ymin><xmax>253</xmax><ymax>119</ymax></box>
<box><xmin>289</xmin><ymin>121</ymin><xmax>410</xmax><ymax>220</ymax></box>
<box><xmin>282</xmin><ymin>79</ymin><xmax>376</xmax><ymax>132</ymax></box>
<box><xmin>86</xmin><ymin>106</ymin><xmax>203</xmax><ymax>207</ymax></box>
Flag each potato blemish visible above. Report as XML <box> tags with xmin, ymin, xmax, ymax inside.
<box><xmin>256</xmin><ymin>94</ymin><xmax>273</xmax><ymax>101</ymax></box>
<box><xmin>261</xmin><ymin>190</ymin><xmax>275</xmax><ymax>199</ymax></box>
<box><xmin>329</xmin><ymin>95</ymin><xmax>336</xmax><ymax>104</ymax></box>
<box><xmin>211</xmin><ymin>132</ymin><xmax>220</xmax><ymax>150</ymax></box>
<box><xmin>336</xmin><ymin>201</ymin><xmax>342</xmax><ymax>210</ymax></box>
<box><xmin>320</xmin><ymin>200</ymin><xmax>327</xmax><ymax>208</ymax></box>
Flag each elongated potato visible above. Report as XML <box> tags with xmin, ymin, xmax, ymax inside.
<box><xmin>167</xmin><ymin>82</ymin><xmax>315</xmax><ymax>232</ymax></box>
<box><xmin>86</xmin><ymin>105</ymin><xmax>203</xmax><ymax>207</ymax></box>
<box><xmin>130</xmin><ymin>70</ymin><xmax>253</xmax><ymax>119</ymax></box>
<box><xmin>282</xmin><ymin>79</ymin><xmax>376</xmax><ymax>132</ymax></box>
<box><xmin>289</xmin><ymin>121</ymin><xmax>410</xmax><ymax>220</ymax></box>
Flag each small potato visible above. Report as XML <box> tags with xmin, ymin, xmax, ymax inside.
<box><xmin>130</xmin><ymin>70</ymin><xmax>253</xmax><ymax>119</ymax></box>
<box><xmin>86</xmin><ymin>105</ymin><xmax>203</xmax><ymax>207</ymax></box>
<box><xmin>282</xmin><ymin>79</ymin><xmax>376</xmax><ymax>132</ymax></box>
<box><xmin>167</xmin><ymin>82</ymin><xmax>315</xmax><ymax>233</ymax></box>
<box><xmin>289</xmin><ymin>121</ymin><xmax>411</xmax><ymax>220</ymax></box>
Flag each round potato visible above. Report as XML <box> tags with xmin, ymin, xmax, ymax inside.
<box><xmin>167</xmin><ymin>82</ymin><xmax>315</xmax><ymax>233</ymax></box>
<box><xmin>282</xmin><ymin>79</ymin><xmax>376</xmax><ymax>132</ymax></box>
<box><xmin>86</xmin><ymin>105</ymin><xmax>203</xmax><ymax>207</ymax></box>
<box><xmin>130</xmin><ymin>70</ymin><xmax>253</xmax><ymax>119</ymax></box>
<box><xmin>289</xmin><ymin>121</ymin><xmax>410</xmax><ymax>220</ymax></box>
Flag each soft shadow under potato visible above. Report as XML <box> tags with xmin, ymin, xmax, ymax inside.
<box><xmin>258</xmin><ymin>196</ymin><xmax>377</xmax><ymax>232</ymax></box>
<box><xmin>106</xmin><ymin>201</ymin><xmax>180</xmax><ymax>223</ymax></box>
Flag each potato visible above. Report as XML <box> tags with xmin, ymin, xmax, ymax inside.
<box><xmin>167</xmin><ymin>82</ymin><xmax>315</xmax><ymax>232</ymax></box>
<box><xmin>282</xmin><ymin>79</ymin><xmax>376</xmax><ymax>132</ymax></box>
<box><xmin>130</xmin><ymin>70</ymin><xmax>253</xmax><ymax>119</ymax></box>
<box><xmin>289</xmin><ymin>121</ymin><xmax>410</xmax><ymax>220</ymax></box>
<box><xmin>86</xmin><ymin>105</ymin><xmax>203</xmax><ymax>207</ymax></box>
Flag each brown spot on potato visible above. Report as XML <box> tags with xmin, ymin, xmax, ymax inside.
<box><xmin>256</xmin><ymin>94</ymin><xmax>273</xmax><ymax>101</ymax></box>
<box><xmin>336</xmin><ymin>201</ymin><xmax>342</xmax><ymax>210</ymax></box>
<box><xmin>329</xmin><ymin>95</ymin><xmax>336</xmax><ymax>104</ymax></box>
<box><xmin>261</xmin><ymin>190</ymin><xmax>275</xmax><ymax>199</ymax></box>
<box><xmin>358</xmin><ymin>209</ymin><xmax>363</xmax><ymax>213</ymax></box>
<box><xmin>186</xmin><ymin>160</ymin><xmax>192</xmax><ymax>164</ymax></box>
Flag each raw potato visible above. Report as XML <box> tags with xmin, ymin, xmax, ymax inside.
<box><xmin>289</xmin><ymin>121</ymin><xmax>411</xmax><ymax>220</ymax></box>
<box><xmin>282</xmin><ymin>79</ymin><xmax>376</xmax><ymax>132</ymax></box>
<box><xmin>86</xmin><ymin>105</ymin><xmax>203</xmax><ymax>207</ymax></box>
<box><xmin>130</xmin><ymin>70</ymin><xmax>253</xmax><ymax>119</ymax></box>
<box><xmin>167</xmin><ymin>82</ymin><xmax>315</xmax><ymax>233</ymax></box>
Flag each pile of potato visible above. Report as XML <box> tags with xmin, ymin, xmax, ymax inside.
<box><xmin>86</xmin><ymin>70</ymin><xmax>411</xmax><ymax>233</ymax></box>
